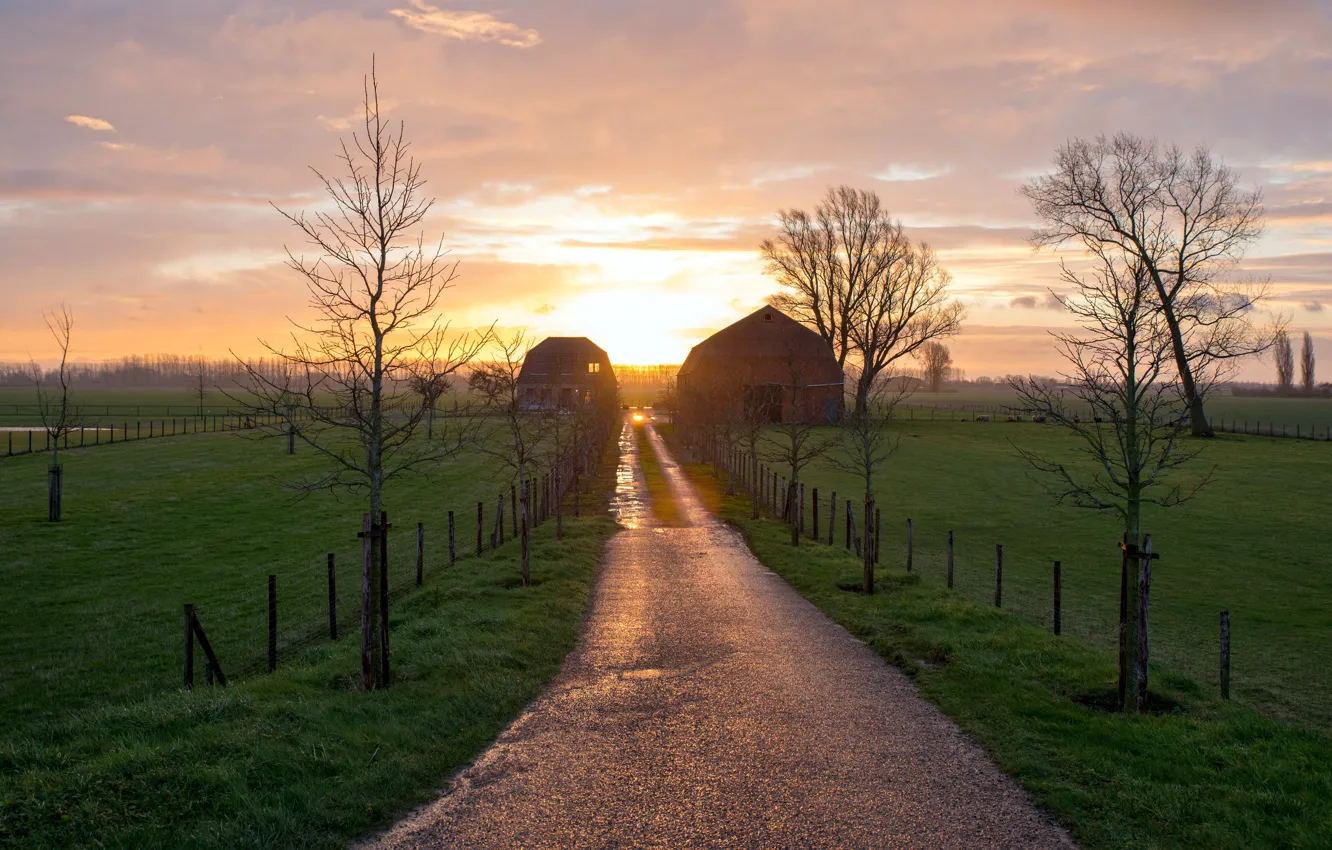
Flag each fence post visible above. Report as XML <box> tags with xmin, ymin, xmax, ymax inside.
<box><xmin>380</xmin><ymin>511</ymin><xmax>391</xmax><ymax>688</ymax></box>
<box><xmin>477</xmin><ymin>501</ymin><xmax>484</xmax><ymax>555</ymax></box>
<box><xmin>416</xmin><ymin>521</ymin><xmax>424</xmax><ymax>587</ymax></box>
<box><xmin>328</xmin><ymin>553</ymin><xmax>338</xmax><ymax>640</ymax></box>
<box><xmin>829</xmin><ymin>492</ymin><xmax>836</xmax><ymax>545</ymax></box>
<box><xmin>360</xmin><ymin>513</ymin><xmax>373</xmax><ymax>691</ymax></box>
<box><xmin>1220</xmin><ymin>612</ymin><xmax>1230</xmax><ymax>698</ymax></box>
<box><xmin>448</xmin><ymin>510</ymin><xmax>456</xmax><ymax>565</ymax></box>
<box><xmin>1136</xmin><ymin>535</ymin><xmax>1153</xmax><ymax>713</ymax></box>
<box><xmin>874</xmin><ymin>507</ymin><xmax>881</xmax><ymax>565</ymax></box>
<box><xmin>947</xmin><ymin>530</ymin><xmax>954</xmax><ymax>589</ymax></box>
<box><xmin>520</xmin><ymin>485</ymin><xmax>531</xmax><ymax>586</ymax></box>
<box><xmin>812</xmin><ymin>488</ymin><xmax>819</xmax><ymax>541</ymax></box>
<box><xmin>1053</xmin><ymin>560</ymin><xmax>1062</xmax><ymax>635</ymax></box>
<box><xmin>994</xmin><ymin>544</ymin><xmax>1003</xmax><ymax>607</ymax></box>
<box><xmin>267</xmin><ymin>575</ymin><xmax>277</xmax><ymax>672</ymax></box>
<box><xmin>863</xmin><ymin>497</ymin><xmax>874</xmax><ymax>594</ymax></box>
<box><xmin>906</xmin><ymin>517</ymin><xmax>913</xmax><ymax>572</ymax></box>
<box><xmin>845</xmin><ymin>499</ymin><xmax>852</xmax><ymax>550</ymax></box>
<box><xmin>182</xmin><ymin>607</ymin><xmax>194</xmax><ymax>692</ymax></box>
<box><xmin>511</xmin><ymin>485</ymin><xmax>518</xmax><ymax>536</ymax></box>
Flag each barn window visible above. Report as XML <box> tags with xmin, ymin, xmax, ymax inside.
<box><xmin>763</xmin><ymin>312</ymin><xmax>772</xmax><ymax>322</ymax></box>
<box><xmin>588</xmin><ymin>362</ymin><xmax>600</xmax><ymax>373</ymax></box>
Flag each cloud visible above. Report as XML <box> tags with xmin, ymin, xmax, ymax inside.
<box><xmin>534</xmin><ymin>303</ymin><xmax>556</xmax><ymax>314</ymax></box>
<box><xmin>65</xmin><ymin>115</ymin><xmax>115</xmax><ymax>132</ymax></box>
<box><xmin>1008</xmin><ymin>292</ymin><xmax>1064</xmax><ymax>310</ymax></box>
<box><xmin>1305</xmin><ymin>301</ymin><xmax>1325</xmax><ymax>312</ymax></box>
<box><xmin>874</xmin><ymin>164</ymin><xmax>950</xmax><ymax>182</ymax></box>
<box><xmin>388</xmin><ymin>2</ymin><xmax>542</xmax><ymax>48</ymax></box>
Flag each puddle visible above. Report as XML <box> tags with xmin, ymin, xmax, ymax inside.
<box><xmin>608</xmin><ymin>419</ymin><xmax>653</xmax><ymax>529</ymax></box>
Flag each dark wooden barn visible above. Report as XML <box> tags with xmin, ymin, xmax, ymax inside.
<box><xmin>677</xmin><ymin>306</ymin><xmax>844</xmax><ymax>426</ymax></box>
<box><xmin>516</xmin><ymin>337</ymin><xmax>617</xmax><ymax>411</ymax></box>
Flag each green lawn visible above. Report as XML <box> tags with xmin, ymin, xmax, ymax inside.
<box><xmin>0</xmin><ymin>429</ymin><xmax>616</xmax><ymax>848</ymax></box>
<box><xmin>0</xmin><ymin>430</ymin><xmax>564</xmax><ymax>729</ymax></box>
<box><xmin>901</xmin><ymin>390</ymin><xmax>1332</xmax><ymax>435</ymax></box>
<box><xmin>704</xmin><ymin>420</ymin><xmax>1332</xmax><ymax>733</ymax></box>
<box><xmin>675</xmin><ymin>443</ymin><xmax>1332</xmax><ymax>848</ymax></box>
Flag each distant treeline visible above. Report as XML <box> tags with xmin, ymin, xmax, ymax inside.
<box><xmin>615</xmin><ymin>365</ymin><xmax>680</xmax><ymax>389</ymax></box>
<box><xmin>0</xmin><ymin>355</ymin><xmax>294</xmax><ymax>389</ymax></box>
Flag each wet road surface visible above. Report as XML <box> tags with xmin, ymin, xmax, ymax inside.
<box><xmin>364</xmin><ymin>420</ymin><xmax>1073</xmax><ymax>849</ymax></box>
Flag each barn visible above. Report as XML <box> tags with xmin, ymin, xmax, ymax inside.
<box><xmin>516</xmin><ymin>337</ymin><xmax>617</xmax><ymax>411</ymax></box>
<box><xmin>677</xmin><ymin>306</ymin><xmax>844</xmax><ymax>426</ymax></box>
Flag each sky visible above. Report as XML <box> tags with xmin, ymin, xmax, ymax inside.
<box><xmin>2</xmin><ymin>0</ymin><xmax>1331</xmax><ymax>377</ymax></box>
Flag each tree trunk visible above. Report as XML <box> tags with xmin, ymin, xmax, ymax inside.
<box><xmin>47</xmin><ymin>463</ymin><xmax>63</xmax><ymax>523</ymax></box>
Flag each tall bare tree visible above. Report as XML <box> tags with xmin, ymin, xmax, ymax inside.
<box><xmin>762</xmin><ymin>186</ymin><xmax>962</xmax><ymax>414</ymax></box>
<box><xmin>826</xmin><ymin>366</ymin><xmax>908</xmax><ymax>537</ymax></box>
<box><xmin>1274</xmin><ymin>330</ymin><xmax>1294</xmax><ymax>391</ymax></box>
<box><xmin>30</xmin><ymin>305</ymin><xmax>79</xmax><ymax>522</ymax></box>
<box><xmin>469</xmin><ymin>332</ymin><xmax>549</xmax><ymax>585</ymax></box>
<box><xmin>1022</xmin><ymin>133</ymin><xmax>1276</xmax><ymax>437</ymax></box>
<box><xmin>1300</xmin><ymin>331</ymin><xmax>1316</xmax><ymax>393</ymax></box>
<box><xmin>915</xmin><ymin>341</ymin><xmax>954</xmax><ymax>393</ymax></box>
<box><xmin>1012</xmin><ymin>256</ymin><xmax>1209</xmax><ymax>711</ymax></box>
<box><xmin>236</xmin><ymin>62</ymin><xmax>485</xmax><ymax>688</ymax></box>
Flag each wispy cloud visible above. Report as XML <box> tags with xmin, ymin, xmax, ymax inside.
<box><xmin>65</xmin><ymin>115</ymin><xmax>116</xmax><ymax>132</ymax></box>
<box><xmin>874</xmin><ymin>164</ymin><xmax>950</xmax><ymax>182</ymax></box>
<box><xmin>388</xmin><ymin>1</ymin><xmax>541</xmax><ymax>48</ymax></box>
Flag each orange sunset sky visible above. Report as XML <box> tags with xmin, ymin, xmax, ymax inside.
<box><xmin>2</xmin><ymin>0</ymin><xmax>1331</xmax><ymax>377</ymax></box>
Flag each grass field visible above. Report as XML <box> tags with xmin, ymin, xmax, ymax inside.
<box><xmin>899</xmin><ymin>390</ymin><xmax>1332</xmax><ymax>435</ymax></box>
<box><xmin>0</xmin><ymin>426</ymin><xmax>617</xmax><ymax>847</ymax></box>
<box><xmin>698</xmin><ymin>420</ymin><xmax>1332</xmax><ymax>732</ymax></box>
<box><xmin>0</xmin><ymin>429</ymin><xmax>567</xmax><ymax>731</ymax></box>
<box><xmin>676</xmin><ymin>455</ymin><xmax>1332</xmax><ymax>847</ymax></box>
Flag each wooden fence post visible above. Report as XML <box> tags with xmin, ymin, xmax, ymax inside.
<box><xmin>1136</xmin><ymin>535</ymin><xmax>1153</xmax><ymax>713</ymax></box>
<box><xmin>476</xmin><ymin>501</ymin><xmax>484</xmax><ymax>555</ymax></box>
<box><xmin>829</xmin><ymin>492</ymin><xmax>836</xmax><ymax>545</ymax></box>
<box><xmin>328</xmin><ymin>553</ymin><xmax>338</xmax><ymax>640</ymax></box>
<box><xmin>812</xmin><ymin>488</ymin><xmax>819</xmax><ymax>541</ymax></box>
<box><xmin>182</xmin><ymin>607</ymin><xmax>194</xmax><ymax>692</ymax></box>
<box><xmin>1118</xmin><ymin>532</ymin><xmax>1129</xmax><ymax>711</ymax></box>
<box><xmin>511</xmin><ymin>485</ymin><xmax>518</xmax><ymax>536</ymax></box>
<box><xmin>267</xmin><ymin>575</ymin><xmax>277</xmax><ymax>672</ymax></box>
<box><xmin>360</xmin><ymin>512</ymin><xmax>373</xmax><ymax>691</ymax></box>
<box><xmin>863</xmin><ymin>497</ymin><xmax>874</xmax><ymax>595</ymax></box>
<box><xmin>874</xmin><ymin>508</ymin><xmax>881</xmax><ymax>565</ymax></box>
<box><xmin>379</xmin><ymin>511</ymin><xmax>391</xmax><ymax>688</ymax></box>
<box><xmin>947</xmin><ymin>530</ymin><xmax>954</xmax><ymax>589</ymax></box>
<box><xmin>416</xmin><ymin>521</ymin><xmax>424</xmax><ymax>587</ymax></box>
<box><xmin>845</xmin><ymin>499</ymin><xmax>853</xmax><ymax>550</ymax></box>
<box><xmin>1053</xmin><ymin>560</ymin><xmax>1061</xmax><ymax>635</ymax></box>
<box><xmin>906</xmin><ymin>518</ymin><xmax>913</xmax><ymax>572</ymax></box>
<box><xmin>1220</xmin><ymin>612</ymin><xmax>1230</xmax><ymax>698</ymax></box>
<box><xmin>520</xmin><ymin>486</ymin><xmax>531</xmax><ymax>586</ymax></box>
<box><xmin>448</xmin><ymin>510</ymin><xmax>456</xmax><ymax>565</ymax></box>
<box><xmin>994</xmin><ymin>544</ymin><xmax>1003</xmax><ymax>608</ymax></box>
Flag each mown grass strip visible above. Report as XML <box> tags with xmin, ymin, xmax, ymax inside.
<box><xmin>674</xmin><ymin>449</ymin><xmax>1332</xmax><ymax>849</ymax></box>
<box><xmin>635</xmin><ymin>424</ymin><xmax>682</xmax><ymax>526</ymax></box>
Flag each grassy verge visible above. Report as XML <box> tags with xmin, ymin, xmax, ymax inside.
<box><xmin>634</xmin><ymin>423</ymin><xmax>681</xmax><ymax>526</ymax></box>
<box><xmin>672</xmin><ymin>444</ymin><xmax>1332</xmax><ymax>848</ymax></box>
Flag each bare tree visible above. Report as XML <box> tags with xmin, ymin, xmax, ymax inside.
<box><xmin>915</xmin><ymin>341</ymin><xmax>954</xmax><ymax>393</ymax></box>
<box><xmin>759</xmin><ymin>347</ymin><xmax>837</xmax><ymax>546</ymax></box>
<box><xmin>1274</xmin><ymin>330</ymin><xmax>1294</xmax><ymax>391</ymax></box>
<box><xmin>1300</xmin><ymin>331</ymin><xmax>1315</xmax><ymax>393</ymax></box>
<box><xmin>469</xmin><ymin>331</ymin><xmax>549</xmax><ymax>585</ymax></box>
<box><xmin>235</xmin><ymin>62</ymin><xmax>485</xmax><ymax>689</ymax></box>
<box><xmin>408</xmin><ymin>329</ymin><xmax>491</xmax><ymax>439</ymax></box>
<box><xmin>762</xmin><ymin>186</ymin><xmax>962</xmax><ymax>414</ymax></box>
<box><xmin>30</xmin><ymin>305</ymin><xmax>79</xmax><ymax>522</ymax></box>
<box><xmin>1012</xmin><ymin>256</ymin><xmax>1209</xmax><ymax>712</ymax></box>
<box><xmin>1022</xmin><ymin>133</ymin><xmax>1277</xmax><ymax>437</ymax></box>
<box><xmin>187</xmin><ymin>356</ymin><xmax>209</xmax><ymax>418</ymax></box>
<box><xmin>827</xmin><ymin>367</ymin><xmax>907</xmax><ymax>508</ymax></box>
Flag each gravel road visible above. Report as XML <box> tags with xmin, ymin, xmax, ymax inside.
<box><xmin>362</xmin><ymin>420</ymin><xmax>1073</xmax><ymax>849</ymax></box>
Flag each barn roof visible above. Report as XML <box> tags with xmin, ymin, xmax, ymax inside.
<box><xmin>526</xmin><ymin>336</ymin><xmax>608</xmax><ymax>359</ymax></box>
<box><xmin>679</xmin><ymin>307</ymin><xmax>837</xmax><ymax>377</ymax></box>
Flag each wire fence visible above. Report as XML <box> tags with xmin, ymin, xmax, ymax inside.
<box><xmin>690</xmin><ymin>435</ymin><xmax>1324</xmax><ymax>729</ymax></box>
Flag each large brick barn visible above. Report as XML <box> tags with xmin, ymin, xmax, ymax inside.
<box><xmin>677</xmin><ymin>306</ymin><xmax>844</xmax><ymax>426</ymax></box>
<box><xmin>516</xmin><ymin>337</ymin><xmax>617</xmax><ymax>411</ymax></box>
